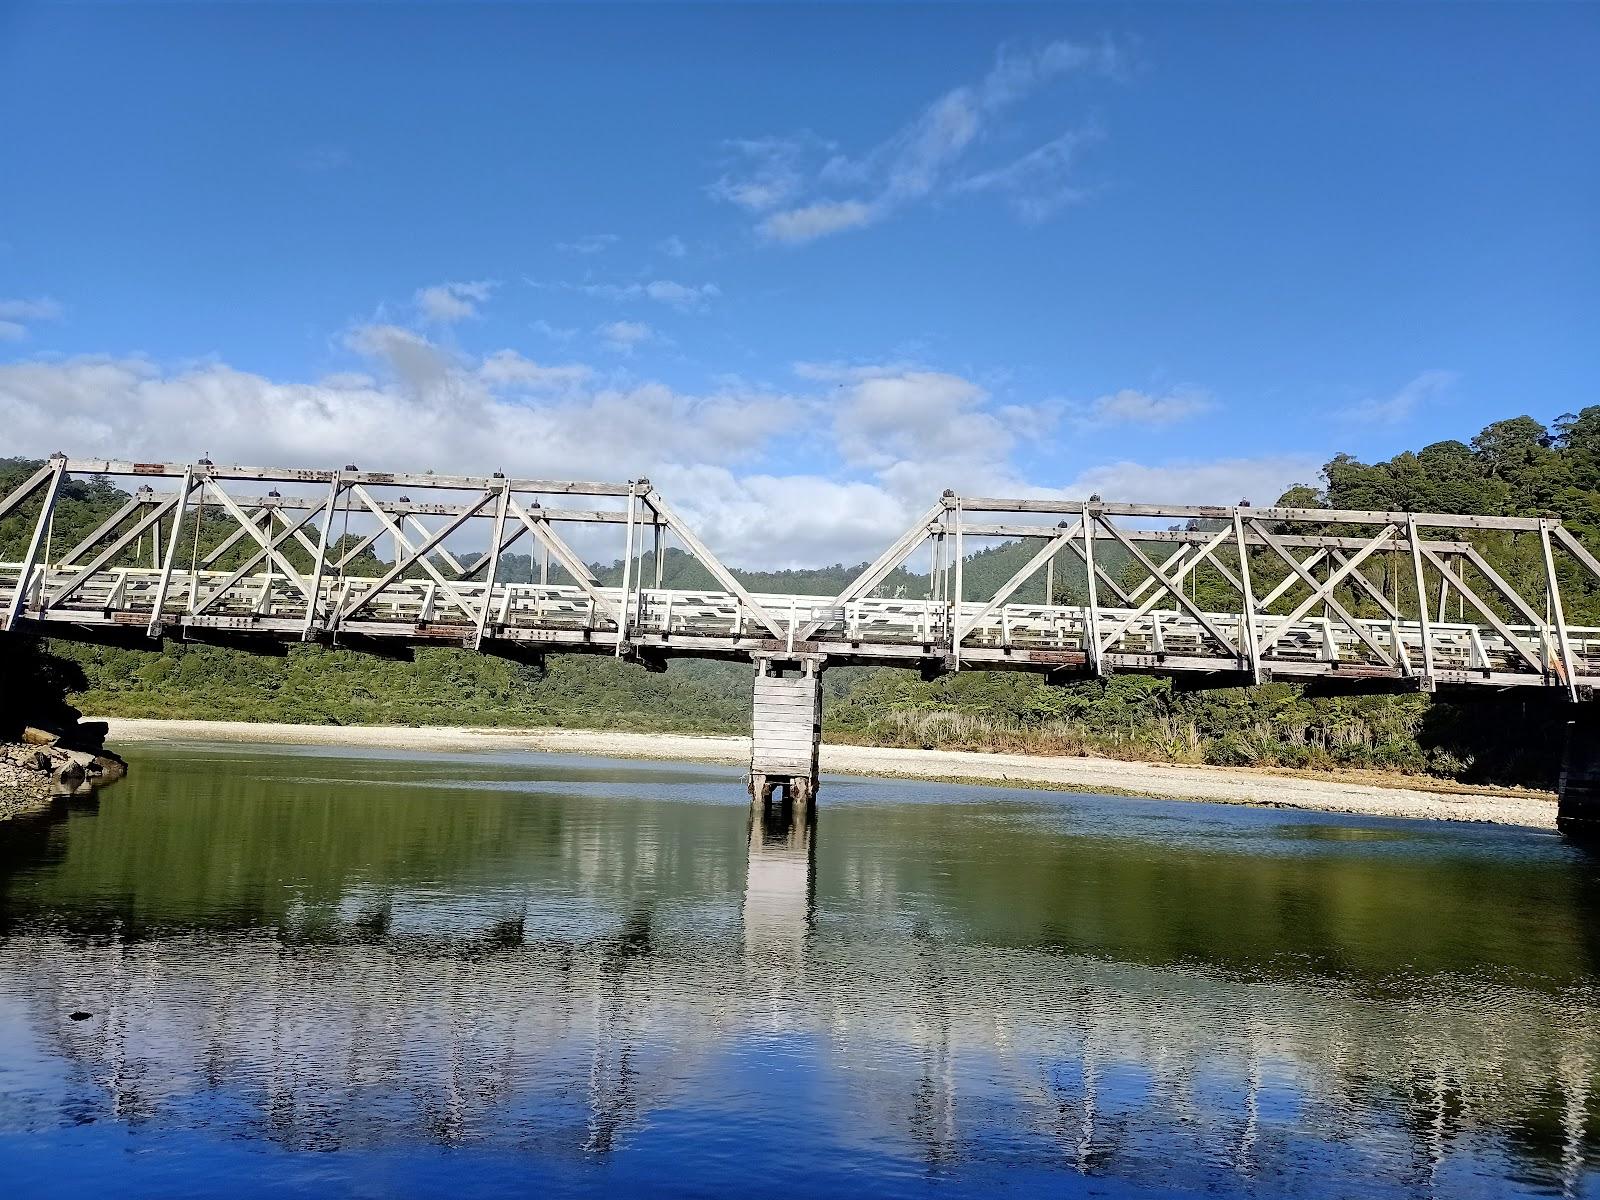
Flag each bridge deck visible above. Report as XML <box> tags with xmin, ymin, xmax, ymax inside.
<box><xmin>3</xmin><ymin>455</ymin><xmax>1598</xmax><ymax>697</ymax></box>
<box><xmin>4</xmin><ymin>563</ymin><xmax>1596</xmax><ymax>689</ymax></box>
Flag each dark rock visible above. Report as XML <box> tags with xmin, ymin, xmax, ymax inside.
<box><xmin>63</xmin><ymin>720</ymin><xmax>110</xmax><ymax>753</ymax></box>
<box><xmin>68</xmin><ymin>1011</ymin><xmax>92</xmax><ymax>1022</ymax></box>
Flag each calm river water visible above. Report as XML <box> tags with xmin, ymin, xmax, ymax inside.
<box><xmin>1</xmin><ymin>742</ymin><xmax>1599</xmax><ymax>1198</ymax></box>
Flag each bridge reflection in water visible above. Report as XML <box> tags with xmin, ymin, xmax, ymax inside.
<box><xmin>0</xmin><ymin>746</ymin><xmax>1597</xmax><ymax>1196</ymax></box>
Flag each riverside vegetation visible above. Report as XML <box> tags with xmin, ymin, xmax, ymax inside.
<box><xmin>4</xmin><ymin>408</ymin><xmax>1600</xmax><ymax>791</ymax></box>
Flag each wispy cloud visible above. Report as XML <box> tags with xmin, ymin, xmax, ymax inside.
<box><xmin>575</xmin><ymin>279</ymin><xmax>721</xmax><ymax>311</ymax></box>
<box><xmin>556</xmin><ymin>234</ymin><xmax>619</xmax><ymax>255</ymax></box>
<box><xmin>759</xmin><ymin>201</ymin><xmax>874</xmax><ymax>244</ymax></box>
<box><xmin>956</xmin><ymin>125</ymin><xmax>1102</xmax><ymax>222</ymax></box>
<box><xmin>597</xmin><ymin>320</ymin><xmax>657</xmax><ymax>353</ymax></box>
<box><xmin>1073</xmin><ymin>386</ymin><xmax>1214</xmax><ymax>430</ymax></box>
<box><xmin>531</xmin><ymin>319</ymin><xmax>577</xmax><ymax>341</ymax></box>
<box><xmin>415</xmin><ymin>280</ymin><xmax>497</xmax><ymax>324</ymax></box>
<box><xmin>1066</xmin><ymin>456</ymin><xmax>1323</xmax><ymax>509</ymax></box>
<box><xmin>0</xmin><ymin>296</ymin><xmax>64</xmax><ymax>342</ymax></box>
<box><xmin>1340</xmin><ymin>369</ymin><xmax>1460</xmax><ymax>424</ymax></box>
<box><xmin>712</xmin><ymin>39</ymin><xmax>1122</xmax><ymax>244</ymax></box>
<box><xmin>478</xmin><ymin>349</ymin><xmax>591</xmax><ymax>391</ymax></box>
<box><xmin>706</xmin><ymin>134</ymin><xmax>831</xmax><ymax>213</ymax></box>
<box><xmin>657</xmin><ymin>235</ymin><xmax>688</xmax><ymax>259</ymax></box>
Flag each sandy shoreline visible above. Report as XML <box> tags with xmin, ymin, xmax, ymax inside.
<box><xmin>96</xmin><ymin>717</ymin><xmax>1559</xmax><ymax>831</ymax></box>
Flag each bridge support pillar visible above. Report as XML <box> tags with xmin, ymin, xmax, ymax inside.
<box><xmin>1558</xmin><ymin>705</ymin><xmax>1600</xmax><ymax>839</ymax></box>
<box><xmin>749</xmin><ymin>653</ymin><xmax>823</xmax><ymax>807</ymax></box>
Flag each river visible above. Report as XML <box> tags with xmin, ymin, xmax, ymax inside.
<box><xmin>1</xmin><ymin>741</ymin><xmax>1597</xmax><ymax>1198</ymax></box>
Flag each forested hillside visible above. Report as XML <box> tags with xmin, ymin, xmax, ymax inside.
<box><xmin>4</xmin><ymin>406</ymin><xmax>1598</xmax><ymax>788</ymax></box>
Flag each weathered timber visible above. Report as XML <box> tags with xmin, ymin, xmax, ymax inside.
<box><xmin>6</xmin><ymin>459</ymin><xmax>1600</xmax><ymax>823</ymax></box>
<box><xmin>749</xmin><ymin>655</ymin><xmax>823</xmax><ymax>805</ymax></box>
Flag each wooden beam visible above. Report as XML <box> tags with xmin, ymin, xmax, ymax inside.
<box><xmin>1</xmin><ymin>457</ymin><xmax>66</xmax><ymax>631</ymax></box>
<box><xmin>643</xmin><ymin>487</ymin><xmax>786</xmax><ymax>640</ymax></box>
<box><xmin>954</xmin><ymin>518</ymin><xmax>1084</xmax><ymax>644</ymax></box>
<box><xmin>797</xmin><ymin>500</ymin><xmax>947</xmax><ymax>641</ymax></box>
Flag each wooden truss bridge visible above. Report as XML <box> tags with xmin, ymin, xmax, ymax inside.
<box><xmin>3</xmin><ymin>455</ymin><xmax>1599</xmax><ymax>825</ymax></box>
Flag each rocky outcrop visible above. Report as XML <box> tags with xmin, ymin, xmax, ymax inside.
<box><xmin>0</xmin><ymin>718</ymin><xmax>126</xmax><ymax>819</ymax></box>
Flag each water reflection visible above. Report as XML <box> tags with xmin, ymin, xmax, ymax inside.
<box><xmin>743</xmin><ymin>790</ymin><xmax>814</xmax><ymax>961</ymax></box>
<box><xmin>0</xmin><ymin>743</ymin><xmax>1598</xmax><ymax>1198</ymax></box>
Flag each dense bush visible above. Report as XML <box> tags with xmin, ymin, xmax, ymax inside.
<box><xmin>5</xmin><ymin>405</ymin><xmax>1599</xmax><ymax>789</ymax></box>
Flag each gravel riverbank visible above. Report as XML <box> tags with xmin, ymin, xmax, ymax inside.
<box><xmin>97</xmin><ymin>717</ymin><xmax>1560</xmax><ymax>831</ymax></box>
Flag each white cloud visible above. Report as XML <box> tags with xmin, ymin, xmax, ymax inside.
<box><xmin>759</xmin><ymin>201</ymin><xmax>876</xmax><ymax>245</ymax></box>
<box><xmin>1074</xmin><ymin>387</ymin><xmax>1214</xmax><ymax>429</ymax></box>
<box><xmin>657</xmin><ymin>235</ymin><xmax>688</xmax><ymax>259</ymax></box>
<box><xmin>1340</xmin><ymin>369</ymin><xmax>1460</xmax><ymax>424</ymax></box>
<box><xmin>556</xmin><ymin>234</ymin><xmax>619</xmax><ymax>254</ymax></box>
<box><xmin>1064</xmin><ymin>455</ymin><xmax>1324</xmax><ymax>509</ymax></box>
<box><xmin>478</xmin><ymin>349</ymin><xmax>591</xmax><ymax>390</ymax></box>
<box><xmin>723</xmin><ymin>39</ymin><xmax>1121</xmax><ymax>244</ymax></box>
<box><xmin>0</xmin><ymin>333</ymin><xmax>1328</xmax><ymax>571</ymax></box>
<box><xmin>834</xmin><ymin>370</ymin><xmax>999</xmax><ymax>468</ymax></box>
<box><xmin>654</xmin><ymin>464</ymin><xmax>917</xmax><ymax>568</ymax></box>
<box><xmin>596</xmin><ymin>320</ymin><xmax>656</xmax><ymax>352</ymax></box>
<box><xmin>343</xmin><ymin>323</ymin><xmax>455</xmax><ymax>395</ymax></box>
<box><xmin>0</xmin><ymin>344</ymin><xmax>802</xmax><ymax>501</ymax></box>
<box><xmin>414</xmin><ymin>280</ymin><xmax>497</xmax><ymax>324</ymax></box>
<box><xmin>816</xmin><ymin>365</ymin><xmax>1064</xmax><ymax>509</ymax></box>
<box><xmin>0</xmin><ymin>321</ymin><xmax>25</xmax><ymax>342</ymax></box>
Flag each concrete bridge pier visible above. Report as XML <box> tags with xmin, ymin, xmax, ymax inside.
<box><xmin>1557</xmin><ymin>705</ymin><xmax>1600</xmax><ymax>838</ymax></box>
<box><xmin>749</xmin><ymin>653</ymin><xmax>824</xmax><ymax>807</ymax></box>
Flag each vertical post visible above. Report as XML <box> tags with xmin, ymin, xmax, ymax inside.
<box><xmin>1045</xmin><ymin>552</ymin><xmax>1055</xmax><ymax>608</ymax></box>
<box><xmin>653</xmin><ymin>516</ymin><xmax>664</xmax><ymax>588</ymax></box>
<box><xmin>634</xmin><ymin>504</ymin><xmax>649</xmax><ymax>631</ymax></box>
<box><xmin>1407</xmin><ymin>516</ymin><xmax>1436</xmax><ymax>687</ymax></box>
<box><xmin>951</xmin><ymin>496</ymin><xmax>964</xmax><ymax>668</ymax></box>
<box><xmin>617</xmin><ymin>483</ymin><xmax>637</xmax><ymax>656</ymax></box>
<box><xmin>1436</xmin><ymin>552</ymin><xmax>1452</xmax><ymax>625</ymax></box>
<box><xmin>1232</xmin><ymin>508</ymin><xmax>1261</xmax><ymax>683</ymax></box>
<box><xmin>301</xmin><ymin>474</ymin><xmax>342</xmax><ymax>640</ymax></box>
<box><xmin>1083</xmin><ymin>503</ymin><xmax>1102</xmax><ymax>674</ymax></box>
<box><xmin>146</xmin><ymin>466</ymin><xmax>195</xmax><ymax>638</ymax></box>
<box><xmin>1541</xmin><ymin>519</ymin><xmax>1580</xmax><ymax>702</ymax></box>
<box><xmin>474</xmin><ymin>482</ymin><xmax>511</xmax><ymax>650</ymax></box>
<box><xmin>2</xmin><ymin>455</ymin><xmax>67</xmax><ymax>632</ymax></box>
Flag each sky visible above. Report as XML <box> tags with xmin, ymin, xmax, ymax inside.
<box><xmin>1</xmin><ymin>3</ymin><xmax>1596</xmax><ymax>568</ymax></box>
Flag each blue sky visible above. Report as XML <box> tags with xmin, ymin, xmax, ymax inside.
<box><xmin>1</xmin><ymin>3</ymin><xmax>1596</xmax><ymax>565</ymax></box>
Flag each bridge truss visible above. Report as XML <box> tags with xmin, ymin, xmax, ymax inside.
<box><xmin>2</xmin><ymin>455</ymin><xmax>1599</xmax><ymax>698</ymax></box>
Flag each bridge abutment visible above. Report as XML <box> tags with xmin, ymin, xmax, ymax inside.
<box><xmin>749</xmin><ymin>654</ymin><xmax>824</xmax><ymax>806</ymax></box>
<box><xmin>1557</xmin><ymin>705</ymin><xmax>1600</xmax><ymax>838</ymax></box>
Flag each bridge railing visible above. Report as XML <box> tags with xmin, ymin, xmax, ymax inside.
<box><xmin>0</xmin><ymin>455</ymin><xmax>789</xmax><ymax>653</ymax></box>
<box><xmin>789</xmin><ymin>492</ymin><xmax>1600</xmax><ymax>696</ymax></box>
<box><xmin>5</xmin><ymin>457</ymin><xmax>1600</xmax><ymax>693</ymax></box>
